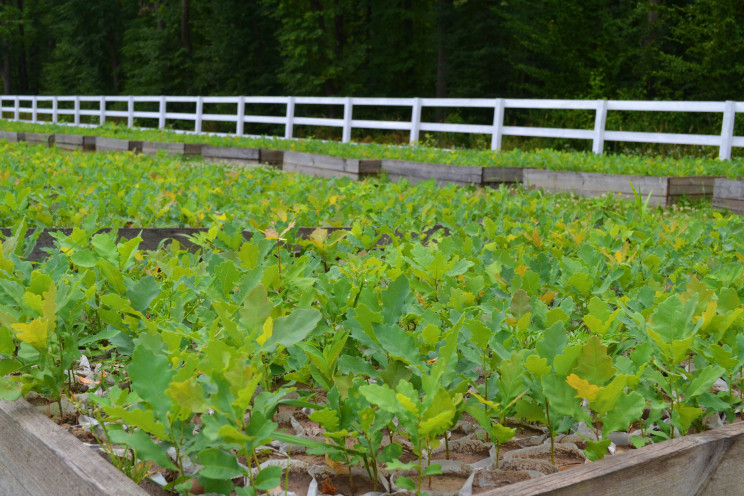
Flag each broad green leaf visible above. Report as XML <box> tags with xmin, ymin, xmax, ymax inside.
<box><xmin>572</xmin><ymin>335</ymin><xmax>616</xmax><ymax>386</ymax></box>
<box><xmin>585</xmin><ymin>439</ymin><xmax>612</xmax><ymax>461</ymax></box>
<box><xmin>567</xmin><ymin>272</ymin><xmax>593</xmax><ymax>295</ymax></box>
<box><xmin>127</xmin><ymin>334</ymin><xmax>174</xmax><ymax>415</ymax></box>
<box><xmin>0</xmin><ymin>377</ymin><xmax>21</xmax><ymax>400</ymax></box>
<box><xmin>309</xmin><ymin>408</ymin><xmax>340</xmax><ymax>432</ymax></box>
<box><xmin>536</xmin><ymin>321</ymin><xmax>567</xmax><ymax>362</ymax></box>
<box><xmin>198</xmin><ymin>448</ymin><xmax>244</xmax><ymax>480</ymax></box>
<box><xmin>510</xmin><ymin>289</ymin><xmax>532</xmax><ymax>318</ymax></box>
<box><xmin>685</xmin><ymin>365</ymin><xmax>725</xmax><ymax>399</ymax></box>
<box><xmin>396</xmin><ymin>476</ymin><xmax>416</xmax><ymax>490</ymax></box>
<box><xmin>107</xmin><ymin>427</ymin><xmax>175</xmax><ymax>469</ymax></box>
<box><xmin>263</xmin><ymin>308</ymin><xmax>321</xmax><ymax>351</ymax></box>
<box><xmin>525</xmin><ymin>354</ymin><xmax>551</xmax><ymax>378</ymax></box>
<box><xmin>376</xmin><ymin>323</ymin><xmax>418</xmax><ymax>365</ymax></box>
<box><xmin>359</xmin><ymin>383</ymin><xmax>400</xmax><ymax>416</ymax></box>
<box><xmin>126</xmin><ymin>275</ymin><xmax>160</xmax><ymax>313</ymax></box>
<box><xmin>422</xmin><ymin>463</ymin><xmax>442</xmax><ymax>477</ymax></box>
<box><xmin>492</xmin><ymin>423</ymin><xmax>516</xmax><ymax>444</ymax></box>
<box><xmin>254</xmin><ymin>466</ymin><xmax>283</xmax><ymax>490</ymax></box>
<box><xmin>601</xmin><ymin>391</ymin><xmax>645</xmax><ymax>434</ymax></box>
<box><xmin>167</xmin><ymin>378</ymin><xmax>209</xmax><ymax>416</ymax></box>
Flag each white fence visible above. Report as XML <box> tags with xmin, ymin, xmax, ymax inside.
<box><xmin>0</xmin><ymin>95</ymin><xmax>742</xmax><ymax>159</ymax></box>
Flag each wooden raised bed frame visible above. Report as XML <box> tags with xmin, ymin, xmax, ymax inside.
<box><xmin>712</xmin><ymin>178</ymin><xmax>744</xmax><ymax>214</ymax></box>
<box><xmin>141</xmin><ymin>141</ymin><xmax>204</xmax><ymax>157</ymax></box>
<box><xmin>0</xmin><ymin>398</ymin><xmax>146</xmax><ymax>495</ymax></box>
<box><xmin>283</xmin><ymin>151</ymin><xmax>380</xmax><ymax>180</ymax></box>
<box><xmin>482</xmin><ymin>421</ymin><xmax>744</xmax><ymax>496</ymax></box>
<box><xmin>524</xmin><ymin>169</ymin><xmax>716</xmax><ymax>207</ymax></box>
<box><xmin>54</xmin><ymin>134</ymin><xmax>96</xmax><ymax>152</ymax></box>
<box><xmin>96</xmin><ymin>136</ymin><xmax>144</xmax><ymax>153</ymax></box>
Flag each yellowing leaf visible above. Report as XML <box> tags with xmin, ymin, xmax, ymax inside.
<box><xmin>471</xmin><ymin>391</ymin><xmax>499</xmax><ymax>410</ymax></box>
<box><xmin>396</xmin><ymin>393</ymin><xmax>419</xmax><ymax>416</ymax></box>
<box><xmin>11</xmin><ymin>318</ymin><xmax>50</xmax><ymax>350</ymax></box>
<box><xmin>257</xmin><ymin>316</ymin><xmax>273</xmax><ymax>346</ymax></box>
<box><xmin>566</xmin><ymin>373</ymin><xmax>599</xmax><ymax>402</ymax></box>
<box><xmin>698</xmin><ymin>300</ymin><xmax>717</xmax><ymax>331</ymax></box>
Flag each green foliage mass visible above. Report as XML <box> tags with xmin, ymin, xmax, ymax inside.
<box><xmin>1</xmin><ymin>140</ymin><xmax>743</xmax><ymax>493</ymax></box>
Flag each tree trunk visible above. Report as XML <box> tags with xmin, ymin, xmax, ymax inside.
<box><xmin>1</xmin><ymin>47</ymin><xmax>10</xmax><ymax>94</ymax></box>
<box><xmin>106</xmin><ymin>29</ymin><xmax>120</xmax><ymax>92</ymax></box>
<box><xmin>181</xmin><ymin>0</ymin><xmax>191</xmax><ymax>54</ymax></box>
<box><xmin>16</xmin><ymin>0</ymin><xmax>27</xmax><ymax>93</ymax></box>
<box><xmin>436</xmin><ymin>0</ymin><xmax>451</xmax><ymax>119</ymax></box>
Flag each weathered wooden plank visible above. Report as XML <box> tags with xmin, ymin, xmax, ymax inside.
<box><xmin>259</xmin><ymin>149</ymin><xmax>284</xmax><ymax>167</ymax></box>
<box><xmin>482</xmin><ymin>167</ymin><xmax>525</xmax><ymax>184</ymax></box>
<box><xmin>524</xmin><ymin>169</ymin><xmax>669</xmax><ymax>206</ymax></box>
<box><xmin>96</xmin><ymin>137</ymin><xmax>143</xmax><ymax>153</ymax></box>
<box><xmin>0</xmin><ymin>398</ymin><xmax>146</xmax><ymax>496</ymax></box>
<box><xmin>667</xmin><ymin>176</ymin><xmax>717</xmax><ymax>197</ymax></box>
<box><xmin>0</xmin><ymin>131</ymin><xmax>25</xmax><ymax>142</ymax></box>
<box><xmin>142</xmin><ymin>141</ymin><xmax>204</xmax><ymax>157</ymax></box>
<box><xmin>481</xmin><ymin>421</ymin><xmax>744</xmax><ymax>496</ymax></box>
<box><xmin>54</xmin><ymin>134</ymin><xmax>96</xmax><ymax>152</ymax></box>
<box><xmin>284</xmin><ymin>162</ymin><xmax>365</xmax><ymax>180</ymax></box>
<box><xmin>26</xmin><ymin>132</ymin><xmax>55</xmax><ymax>147</ymax></box>
<box><xmin>712</xmin><ymin>198</ymin><xmax>744</xmax><ymax>214</ymax></box>
<box><xmin>202</xmin><ymin>145</ymin><xmax>260</xmax><ymax>164</ymax></box>
<box><xmin>283</xmin><ymin>151</ymin><xmax>381</xmax><ymax>177</ymax></box>
<box><xmin>713</xmin><ymin>178</ymin><xmax>744</xmax><ymax>200</ymax></box>
<box><xmin>382</xmin><ymin>159</ymin><xmax>483</xmax><ymax>186</ymax></box>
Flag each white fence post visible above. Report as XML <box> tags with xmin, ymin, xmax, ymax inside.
<box><xmin>342</xmin><ymin>97</ymin><xmax>353</xmax><ymax>143</ymax></box>
<box><xmin>285</xmin><ymin>96</ymin><xmax>295</xmax><ymax>139</ymax></box>
<box><xmin>127</xmin><ymin>96</ymin><xmax>134</xmax><ymax>127</ymax></box>
<box><xmin>74</xmin><ymin>96</ymin><xmax>81</xmax><ymax>125</ymax></box>
<box><xmin>491</xmin><ymin>98</ymin><xmax>505</xmax><ymax>150</ymax></box>
<box><xmin>31</xmin><ymin>97</ymin><xmax>37</xmax><ymax>123</ymax></box>
<box><xmin>13</xmin><ymin>96</ymin><xmax>19</xmax><ymax>121</ymax></box>
<box><xmin>592</xmin><ymin>99</ymin><xmax>608</xmax><ymax>155</ymax></box>
<box><xmin>99</xmin><ymin>96</ymin><xmax>106</xmax><ymax>125</ymax></box>
<box><xmin>720</xmin><ymin>100</ymin><xmax>735</xmax><ymax>160</ymax></box>
<box><xmin>158</xmin><ymin>96</ymin><xmax>166</xmax><ymax>129</ymax></box>
<box><xmin>410</xmin><ymin>97</ymin><xmax>422</xmax><ymax>144</ymax></box>
<box><xmin>236</xmin><ymin>96</ymin><xmax>245</xmax><ymax>136</ymax></box>
<box><xmin>52</xmin><ymin>96</ymin><xmax>58</xmax><ymax>123</ymax></box>
<box><xmin>195</xmin><ymin>96</ymin><xmax>203</xmax><ymax>133</ymax></box>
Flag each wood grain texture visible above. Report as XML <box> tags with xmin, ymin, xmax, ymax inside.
<box><xmin>482</xmin><ymin>167</ymin><xmax>525</xmax><ymax>184</ymax></box>
<box><xmin>54</xmin><ymin>134</ymin><xmax>96</xmax><ymax>152</ymax></box>
<box><xmin>667</xmin><ymin>177</ymin><xmax>717</xmax><ymax>197</ymax></box>
<box><xmin>25</xmin><ymin>132</ymin><xmax>55</xmax><ymax>147</ymax></box>
<box><xmin>0</xmin><ymin>131</ymin><xmax>24</xmax><ymax>143</ymax></box>
<box><xmin>283</xmin><ymin>151</ymin><xmax>380</xmax><ymax>179</ymax></box>
<box><xmin>382</xmin><ymin>159</ymin><xmax>482</xmax><ymax>186</ymax></box>
<box><xmin>202</xmin><ymin>145</ymin><xmax>260</xmax><ymax>163</ymax></box>
<box><xmin>481</xmin><ymin>421</ymin><xmax>744</xmax><ymax>496</ymax></box>
<box><xmin>142</xmin><ymin>141</ymin><xmax>203</xmax><ymax>157</ymax></box>
<box><xmin>95</xmin><ymin>137</ymin><xmax>143</xmax><ymax>153</ymax></box>
<box><xmin>259</xmin><ymin>149</ymin><xmax>284</xmax><ymax>166</ymax></box>
<box><xmin>524</xmin><ymin>169</ymin><xmax>669</xmax><ymax>206</ymax></box>
<box><xmin>714</xmin><ymin>178</ymin><xmax>744</xmax><ymax>199</ymax></box>
<box><xmin>0</xmin><ymin>398</ymin><xmax>146</xmax><ymax>495</ymax></box>
<box><xmin>712</xmin><ymin>198</ymin><xmax>744</xmax><ymax>214</ymax></box>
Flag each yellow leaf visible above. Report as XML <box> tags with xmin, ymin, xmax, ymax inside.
<box><xmin>699</xmin><ymin>300</ymin><xmax>717</xmax><ymax>331</ymax></box>
<box><xmin>471</xmin><ymin>392</ymin><xmax>499</xmax><ymax>410</ymax></box>
<box><xmin>540</xmin><ymin>291</ymin><xmax>556</xmax><ymax>305</ymax></box>
<box><xmin>257</xmin><ymin>316</ymin><xmax>273</xmax><ymax>346</ymax></box>
<box><xmin>12</xmin><ymin>318</ymin><xmax>50</xmax><ymax>350</ymax></box>
<box><xmin>396</xmin><ymin>393</ymin><xmax>419</xmax><ymax>415</ymax></box>
<box><xmin>566</xmin><ymin>373</ymin><xmax>599</xmax><ymax>402</ymax></box>
<box><xmin>310</xmin><ymin>228</ymin><xmax>328</xmax><ymax>244</ymax></box>
<box><xmin>515</xmin><ymin>265</ymin><xmax>528</xmax><ymax>276</ymax></box>
<box><xmin>517</xmin><ymin>312</ymin><xmax>531</xmax><ymax>332</ymax></box>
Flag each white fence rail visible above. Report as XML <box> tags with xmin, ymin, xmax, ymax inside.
<box><xmin>0</xmin><ymin>95</ymin><xmax>741</xmax><ymax>159</ymax></box>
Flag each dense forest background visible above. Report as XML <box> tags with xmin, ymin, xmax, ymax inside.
<box><xmin>0</xmin><ymin>0</ymin><xmax>743</xmax><ymax>151</ymax></box>
<box><xmin>1</xmin><ymin>0</ymin><xmax>743</xmax><ymax>101</ymax></box>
